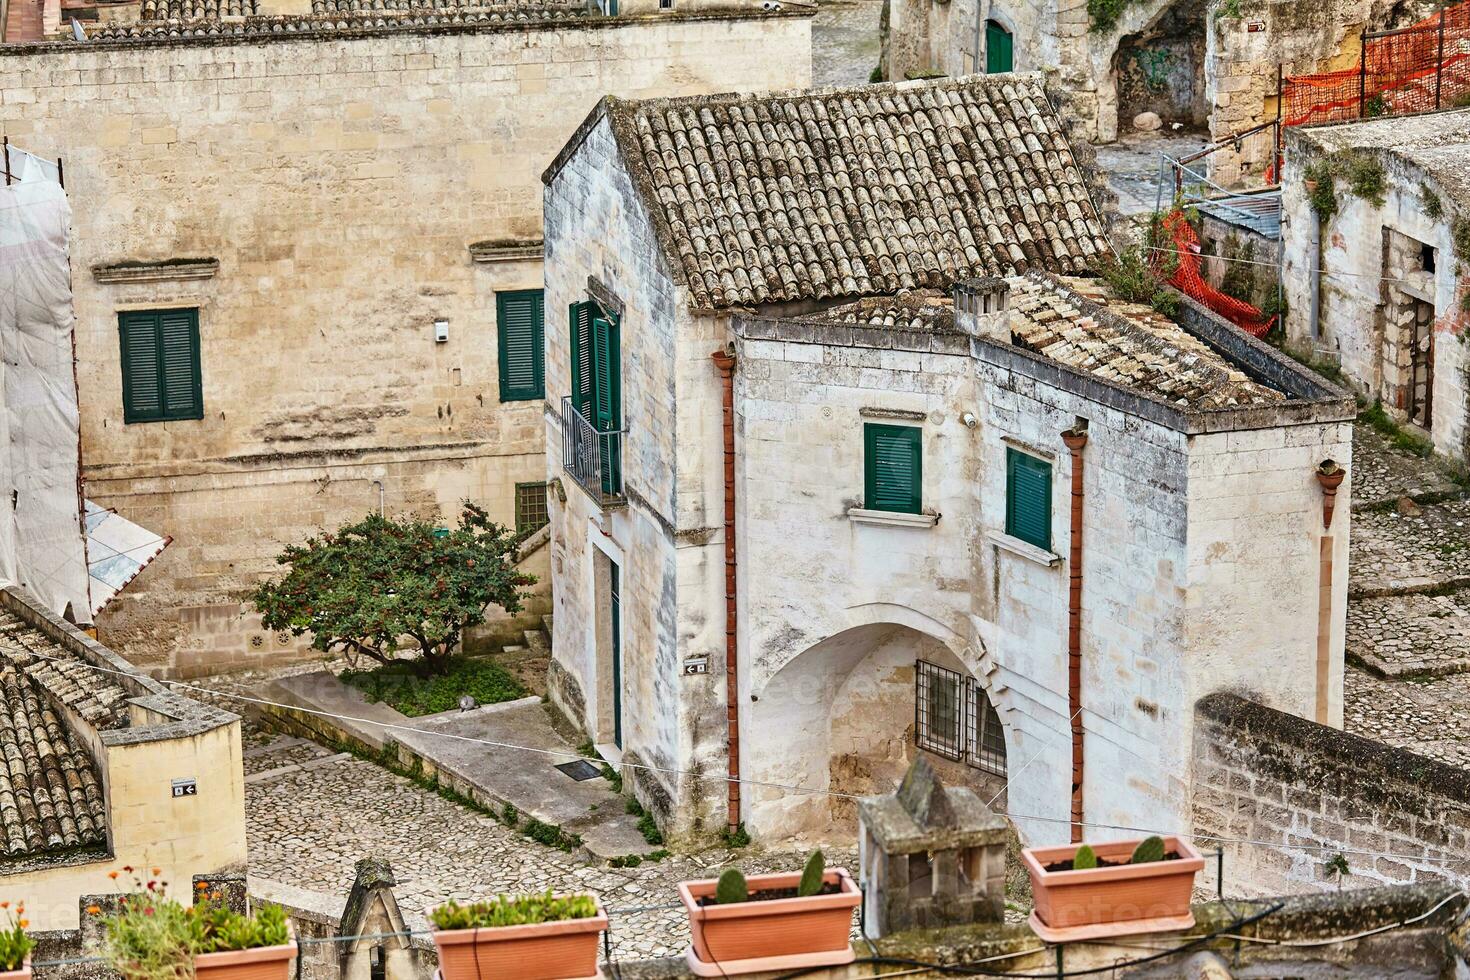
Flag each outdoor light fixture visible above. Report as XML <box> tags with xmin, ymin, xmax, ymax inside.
<box><xmin>434</xmin><ymin>319</ymin><xmax>449</xmax><ymax>342</ymax></box>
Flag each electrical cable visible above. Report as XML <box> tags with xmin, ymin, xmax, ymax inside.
<box><xmin>19</xmin><ymin>645</ymin><xmax>1463</xmax><ymax>868</ymax></box>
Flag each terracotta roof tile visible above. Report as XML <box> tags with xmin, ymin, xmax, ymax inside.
<box><xmin>607</xmin><ymin>74</ymin><xmax>1111</xmax><ymax>311</ymax></box>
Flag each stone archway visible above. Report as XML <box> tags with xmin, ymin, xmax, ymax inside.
<box><xmin>743</xmin><ymin>619</ymin><xmax>1011</xmax><ymax>841</ymax></box>
<box><xmin>1112</xmin><ymin>0</ymin><xmax>1209</xmax><ymax>131</ymax></box>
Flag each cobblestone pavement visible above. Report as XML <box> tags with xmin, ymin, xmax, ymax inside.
<box><xmin>813</xmin><ymin>0</ymin><xmax>881</xmax><ymax>88</ymax></box>
<box><xmin>245</xmin><ymin>740</ymin><xmax>856</xmax><ymax>959</ymax></box>
<box><xmin>1350</xmin><ymin>424</ymin><xmax>1462</xmax><ymax>507</ymax></box>
<box><xmin>1343</xmin><ymin>419</ymin><xmax>1470</xmax><ymax>763</ymax></box>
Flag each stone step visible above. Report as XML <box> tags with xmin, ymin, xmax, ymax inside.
<box><xmin>524</xmin><ymin>628</ymin><xmax>550</xmax><ymax>655</ymax></box>
<box><xmin>543</xmin><ymin>613</ymin><xmax>554</xmax><ymax>636</ymax></box>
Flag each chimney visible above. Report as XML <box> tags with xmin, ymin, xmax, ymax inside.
<box><xmin>955</xmin><ymin>276</ymin><xmax>1012</xmax><ymax>343</ymax></box>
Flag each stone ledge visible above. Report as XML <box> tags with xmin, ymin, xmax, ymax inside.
<box><xmin>848</xmin><ymin>508</ymin><xmax>938</xmax><ymax>528</ymax></box>
<box><xmin>468</xmin><ymin>239</ymin><xmax>543</xmax><ymax>263</ymax></box>
<box><xmin>985</xmin><ymin>529</ymin><xmax>1059</xmax><ymax>567</ymax></box>
<box><xmin>92</xmin><ymin>258</ymin><xmax>219</xmax><ymax>283</ymax></box>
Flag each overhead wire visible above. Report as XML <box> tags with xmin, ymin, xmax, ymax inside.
<box><xmin>20</xmin><ymin>645</ymin><xmax>1464</xmax><ymax>868</ymax></box>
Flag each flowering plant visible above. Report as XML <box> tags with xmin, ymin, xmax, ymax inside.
<box><xmin>98</xmin><ymin>871</ymin><xmax>290</xmax><ymax>980</ymax></box>
<box><xmin>0</xmin><ymin>901</ymin><xmax>32</xmax><ymax>972</ymax></box>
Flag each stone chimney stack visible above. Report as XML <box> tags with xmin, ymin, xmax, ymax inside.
<box><xmin>955</xmin><ymin>276</ymin><xmax>1012</xmax><ymax>344</ymax></box>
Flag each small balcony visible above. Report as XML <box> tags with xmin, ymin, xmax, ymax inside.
<box><xmin>562</xmin><ymin>396</ymin><xmax>624</xmax><ymax>506</ymax></box>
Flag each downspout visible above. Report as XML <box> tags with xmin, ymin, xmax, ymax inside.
<box><xmin>1061</xmin><ymin>425</ymin><xmax>1089</xmax><ymax>843</ymax></box>
<box><xmin>711</xmin><ymin>347</ymin><xmax>740</xmax><ymax>834</ymax></box>
<box><xmin>1314</xmin><ymin>459</ymin><xmax>1345</xmax><ymax>725</ymax></box>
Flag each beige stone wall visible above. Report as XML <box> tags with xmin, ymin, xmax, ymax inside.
<box><xmin>0</xmin><ymin>12</ymin><xmax>813</xmax><ymax>673</ymax></box>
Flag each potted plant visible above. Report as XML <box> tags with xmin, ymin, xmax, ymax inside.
<box><xmin>678</xmin><ymin>850</ymin><xmax>860</xmax><ymax>977</ymax></box>
<box><xmin>0</xmin><ymin>901</ymin><xmax>33</xmax><ymax>980</ymax></box>
<box><xmin>429</xmin><ymin>892</ymin><xmax>606</xmax><ymax>980</ymax></box>
<box><xmin>98</xmin><ymin>870</ymin><xmax>296</xmax><ymax>980</ymax></box>
<box><xmin>1022</xmin><ymin>835</ymin><xmax>1205</xmax><ymax>940</ymax></box>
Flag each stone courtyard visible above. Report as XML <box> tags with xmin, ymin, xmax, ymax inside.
<box><xmin>1343</xmin><ymin>421</ymin><xmax>1470</xmax><ymax>767</ymax></box>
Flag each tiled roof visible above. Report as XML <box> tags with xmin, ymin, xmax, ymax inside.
<box><xmin>0</xmin><ymin>613</ymin><xmax>130</xmax><ymax>731</ymax></box>
<box><xmin>605</xmin><ymin>74</ymin><xmax>1110</xmax><ymax>311</ymax></box>
<box><xmin>1006</xmin><ymin>276</ymin><xmax>1284</xmax><ymax>409</ymax></box>
<box><xmin>90</xmin><ymin>0</ymin><xmax>582</xmax><ymax>38</ymax></box>
<box><xmin>0</xmin><ymin>664</ymin><xmax>107</xmax><ymax>857</ymax></box>
<box><xmin>806</xmin><ymin>289</ymin><xmax>958</xmax><ymax>332</ymax></box>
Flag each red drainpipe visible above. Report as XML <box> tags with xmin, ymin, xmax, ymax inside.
<box><xmin>711</xmin><ymin>348</ymin><xmax>740</xmax><ymax>834</ymax></box>
<box><xmin>1061</xmin><ymin>427</ymin><xmax>1089</xmax><ymax>843</ymax></box>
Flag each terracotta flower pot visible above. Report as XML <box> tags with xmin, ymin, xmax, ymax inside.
<box><xmin>432</xmin><ymin>904</ymin><xmax>608</xmax><ymax>980</ymax></box>
<box><xmin>678</xmin><ymin>868</ymin><xmax>860</xmax><ymax>977</ymax></box>
<box><xmin>1022</xmin><ymin>837</ymin><xmax>1205</xmax><ymax>941</ymax></box>
<box><xmin>0</xmin><ymin>958</ymin><xmax>31</xmax><ymax>980</ymax></box>
<box><xmin>194</xmin><ymin>941</ymin><xmax>297</xmax><ymax>980</ymax></box>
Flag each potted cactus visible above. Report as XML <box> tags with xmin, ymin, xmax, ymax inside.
<box><xmin>97</xmin><ymin>871</ymin><xmax>296</xmax><ymax>980</ymax></box>
<box><xmin>0</xmin><ymin>901</ymin><xmax>33</xmax><ymax>980</ymax></box>
<box><xmin>429</xmin><ymin>892</ymin><xmax>606</xmax><ymax>980</ymax></box>
<box><xmin>677</xmin><ymin>850</ymin><xmax>860</xmax><ymax>976</ymax></box>
<box><xmin>1022</xmin><ymin>835</ymin><xmax>1205</xmax><ymax>941</ymax></box>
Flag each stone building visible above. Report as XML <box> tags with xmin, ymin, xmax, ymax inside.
<box><xmin>0</xmin><ymin>585</ymin><xmax>246</xmax><ymax>929</ymax></box>
<box><xmin>1281</xmin><ymin>108</ymin><xmax>1470</xmax><ymax>465</ymax></box>
<box><xmin>540</xmin><ymin>72</ymin><xmax>1354</xmax><ymax>847</ymax></box>
<box><xmin>884</xmin><ymin>0</ymin><xmax>1435</xmax><ymax>170</ymax></box>
<box><xmin>0</xmin><ymin>0</ymin><xmax>813</xmax><ymax>675</ymax></box>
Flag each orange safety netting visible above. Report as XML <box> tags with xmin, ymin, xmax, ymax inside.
<box><xmin>1155</xmin><ymin>211</ymin><xmax>1276</xmax><ymax>338</ymax></box>
<box><xmin>1283</xmin><ymin>0</ymin><xmax>1470</xmax><ymax>128</ymax></box>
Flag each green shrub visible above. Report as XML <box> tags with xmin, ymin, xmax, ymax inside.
<box><xmin>522</xmin><ymin>818</ymin><xmax>582</xmax><ymax>852</ymax></box>
<box><xmin>721</xmin><ymin>823</ymin><xmax>751</xmax><ymax>848</ymax></box>
<box><xmin>501</xmin><ymin>802</ymin><xmax>519</xmax><ymax>828</ymax></box>
<box><xmin>1129</xmin><ymin>836</ymin><xmax>1166</xmax><ymax>864</ymax></box>
<box><xmin>1454</xmin><ymin>219</ymin><xmax>1470</xmax><ymax>265</ymax></box>
<box><xmin>0</xmin><ymin>903</ymin><xmax>33</xmax><ymax>972</ymax></box>
<box><xmin>340</xmin><ymin>656</ymin><xmax>524</xmax><ymax>717</ymax></box>
<box><xmin>868</xmin><ymin>65</ymin><xmax>884</xmax><ymax>83</ymax></box>
<box><xmin>1087</xmin><ymin>0</ymin><xmax>1130</xmax><ymax>33</ymax></box>
<box><xmin>1420</xmin><ymin>184</ymin><xmax>1443</xmax><ymax>221</ymax></box>
<box><xmin>1072</xmin><ymin>844</ymin><xmax>1099</xmax><ymax>871</ymax></box>
<box><xmin>715</xmin><ymin>869</ymin><xmax>748</xmax><ymax>905</ymax></box>
<box><xmin>636</xmin><ymin>812</ymin><xmax>663</xmax><ymax>846</ymax></box>
<box><xmin>430</xmin><ymin>893</ymin><xmax>598</xmax><ymax>931</ymax></box>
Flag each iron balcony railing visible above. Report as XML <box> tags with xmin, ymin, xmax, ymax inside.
<box><xmin>562</xmin><ymin>396</ymin><xmax>624</xmax><ymax>505</ymax></box>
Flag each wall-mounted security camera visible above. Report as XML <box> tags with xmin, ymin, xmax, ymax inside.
<box><xmin>961</xmin><ymin>412</ymin><xmax>979</xmax><ymax>429</ymax></box>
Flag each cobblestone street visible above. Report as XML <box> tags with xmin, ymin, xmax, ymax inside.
<box><xmin>1343</xmin><ymin>419</ymin><xmax>1470</xmax><ymax>765</ymax></box>
<box><xmin>244</xmin><ymin>736</ymin><xmax>856</xmax><ymax>959</ymax></box>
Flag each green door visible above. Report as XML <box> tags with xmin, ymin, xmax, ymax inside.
<box><xmin>610</xmin><ymin>560</ymin><xmax>623</xmax><ymax>749</ymax></box>
<box><xmin>986</xmin><ymin>20</ymin><xmax>1013</xmax><ymax>73</ymax></box>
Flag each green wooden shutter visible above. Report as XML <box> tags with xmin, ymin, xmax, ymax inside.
<box><xmin>120</xmin><ymin>309</ymin><xmax>201</xmax><ymax>423</ymax></box>
<box><xmin>591</xmin><ymin>313</ymin><xmax>622</xmax><ymax>494</ymax></box>
<box><xmin>1005</xmin><ymin>448</ymin><xmax>1052</xmax><ymax>549</ymax></box>
<box><xmin>864</xmin><ymin>424</ymin><xmax>922</xmax><ymax>514</ymax></box>
<box><xmin>569</xmin><ymin>302</ymin><xmax>594</xmax><ymax>417</ymax></box>
<box><xmin>497</xmin><ymin>290</ymin><xmax>545</xmax><ymax>402</ymax></box>
<box><xmin>159</xmin><ymin>309</ymin><xmax>202</xmax><ymax>420</ymax></box>
<box><xmin>986</xmin><ymin>20</ymin><xmax>1013</xmax><ymax>73</ymax></box>
<box><xmin>119</xmin><ymin>312</ymin><xmax>163</xmax><ymax>422</ymax></box>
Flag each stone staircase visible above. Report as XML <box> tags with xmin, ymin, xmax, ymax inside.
<box><xmin>493</xmin><ymin>614</ymin><xmax>553</xmax><ymax>698</ymax></box>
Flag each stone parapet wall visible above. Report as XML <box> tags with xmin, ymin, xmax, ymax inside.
<box><xmin>1192</xmin><ymin>692</ymin><xmax>1470</xmax><ymax>895</ymax></box>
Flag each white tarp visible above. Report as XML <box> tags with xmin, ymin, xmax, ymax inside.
<box><xmin>0</xmin><ymin>152</ymin><xmax>91</xmax><ymax>621</ymax></box>
<box><xmin>85</xmin><ymin>500</ymin><xmax>169</xmax><ymax>617</ymax></box>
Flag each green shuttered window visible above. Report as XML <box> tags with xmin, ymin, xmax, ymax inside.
<box><xmin>864</xmin><ymin>424</ymin><xmax>922</xmax><ymax>514</ymax></box>
<box><xmin>119</xmin><ymin>308</ymin><xmax>203</xmax><ymax>424</ymax></box>
<box><xmin>569</xmin><ymin>301</ymin><xmax>595</xmax><ymax>418</ymax></box>
<box><xmin>1005</xmin><ymin>448</ymin><xmax>1052</xmax><ymax>550</ymax></box>
<box><xmin>497</xmin><ymin>289</ymin><xmax>545</xmax><ymax>402</ymax></box>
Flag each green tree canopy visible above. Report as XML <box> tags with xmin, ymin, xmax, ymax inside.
<box><xmin>252</xmin><ymin>503</ymin><xmax>534</xmax><ymax>676</ymax></box>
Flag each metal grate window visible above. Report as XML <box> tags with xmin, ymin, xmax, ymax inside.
<box><xmin>915</xmin><ymin>660</ymin><xmax>964</xmax><ymax>760</ymax></box>
<box><xmin>966</xmin><ymin>680</ymin><xmax>1007</xmax><ymax>776</ymax></box>
<box><xmin>915</xmin><ymin>659</ymin><xmax>1007</xmax><ymax>775</ymax></box>
<box><xmin>515</xmin><ymin>482</ymin><xmax>549</xmax><ymax>536</ymax></box>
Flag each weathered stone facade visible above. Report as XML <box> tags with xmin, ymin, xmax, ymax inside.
<box><xmin>1281</xmin><ymin>110</ymin><xmax>1470</xmax><ymax>465</ymax></box>
<box><xmin>543</xmin><ymin>76</ymin><xmax>1355</xmax><ymax>852</ymax></box>
<box><xmin>886</xmin><ymin>0</ymin><xmax>1433</xmax><ymax>162</ymax></box>
<box><xmin>1193</xmin><ymin>692</ymin><xmax>1470</xmax><ymax>895</ymax></box>
<box><xmin>0</xmin><ymin>10</ymin><xmax>812</xmax><ymax>674</ymax></box>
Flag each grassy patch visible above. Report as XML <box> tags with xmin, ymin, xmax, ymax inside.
<box><xmin>600</xmin><ymin>763</ymin><xmax>624</xmax><ymax>795</ymax></box>
<box><xmin>721</xmin><ymin>823</ymin><xmax>751</xmax><ymax>849</ymax></box>
<box><xmin>1360</xmin><ymin>401</ymin><xmax>1434</xmax><ymax>458</ymax></box>
<box><xmin>523</xmin><ymin>817</ymin><xmax>583</xmax><ymax>852</ymax></box>
<box><xmin>624</xmin><ymin>797</ymin><xmax>665</xmax><ymax>846</ymax></box>
<box><xmin>340</xmin><ymin>656</ymin><xmax>525</xmax><ymax>717</ymax></box>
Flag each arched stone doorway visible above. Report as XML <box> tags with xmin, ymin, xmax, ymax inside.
<box><xmin>743</xmin><ymin>622</ymin><xmax>1009</xmax><ymax>841</ymax></box>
